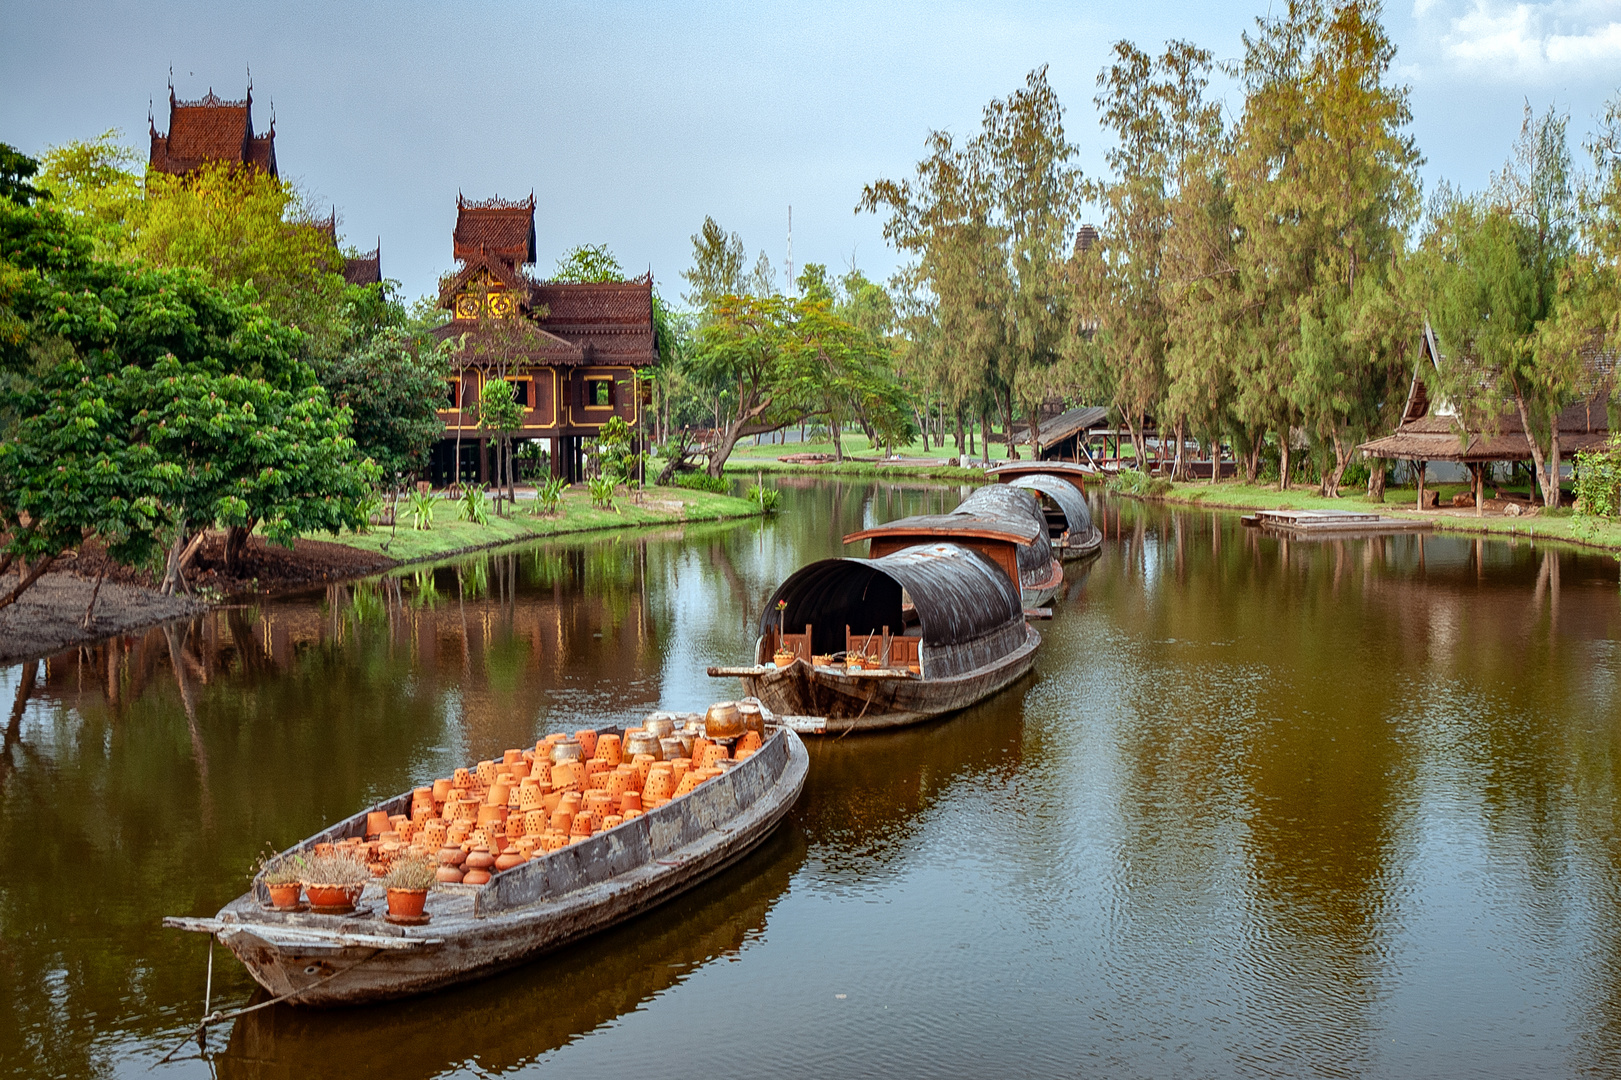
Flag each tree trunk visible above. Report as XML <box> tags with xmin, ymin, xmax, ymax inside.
<box><xmin>913</xmin><ymin>404</ymin><xmax>929</xmax><ymax>452</ymax></box>
<box><xmin>224</xmin><ymin>521</ymin><xmax>255</xmax><ymax>573</ymax></box>
<box><xmin>1547</xmin><ymin>415</ymin><xmax>1562</xmax><ymax>508</ymax></box>
<box><xmin>1170</xmin><ymin>421</ymin><xmax>1186</xmax><ymax>482</ymax></box>
<box><xmin>1279</xmin><ymin>432</ymin><xmax>1291</xmax><ymax>491</ymax></box>
<box><xmin>980</xmin><ymin>407</ymin><xmax>992</xmax><ymax>465</ymax></box>
<box><xmin>1323</xmin><ymin>428</ymin><xmax>1352</xmax><ymax>499</ymax></box>
<box><xmin>0</xmin><ymin>554</ymin><xmax>56</xmax><ymax>614</ymax></box>
<box><xmin>831</xmin><ymin>416</ymin><xmax>845</xmax><ymax>463</ymax></box>
<box><xmin>954</xmin><ymin>407</ymin><xmax>966</xmax><ymax>460</ymax></box>
<box><xmin>160</xmin><ymin>528</ymin><xmax>190</xmax><ymax>595</ymax></box>
<box><xmin>1001</xmin><ymin>390</ymin><xmax>1018</xmax><ymax>461</ymax></box>
<box><xmin>1026</xmin><ymin>400</ymin><xmax>1042</xmax><ymax>460</ymax></box>
<box><xmin>1368</xmin><ymin>459</ymin><xmax>1386</xmax><ymax>502</ymax></box>
<box><xmin>1510</xmin><ymin>382</ymin><xmax>1558</xmax><ymax>508</ymax></box>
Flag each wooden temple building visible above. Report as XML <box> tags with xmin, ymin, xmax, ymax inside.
<box><xmin>149</xmin><ymin>78</ymin><xmax>381</xmax><ymax>287</ymax></box>
<box><xmin>1360</xmin><ymin>324</ymin><xmax>1615</xmax><ymax>507</ymax></box>
<box><xmin>430</xmin><ymin>194</ymin><xmax>656</xmax><ymax>483</ymax></box>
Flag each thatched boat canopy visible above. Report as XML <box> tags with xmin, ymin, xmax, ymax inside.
<box><xmin>759</xmin><ymin>543</ymin><xmax>1023</xmax><ymax>657</ymax></box>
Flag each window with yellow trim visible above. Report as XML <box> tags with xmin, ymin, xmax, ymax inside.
<box><xmin>586</xmin><ymin>378</ymin><xmax>614</xmax><ymax>407</ymax></box>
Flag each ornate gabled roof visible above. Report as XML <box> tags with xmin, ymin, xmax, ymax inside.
<box><xmin>529</xmin><ymin>277</ymin><xmax>657</xmax><ymax>365</ymax></box>
<box><xmin>453</xmin><ymin>194</ymin><xmax>536</xmax><ymax>265</ymax></box>
<box><xmin>343</xmin><ymin>245</ymin><xmax>382</xmax><ymax>286</ymax></box>
<box><xmin>149</xmin><ymin>83</ymin><xmax>277</xmax><ymax>177</ymax></box>
<box><xmin>437</xmin><ymin>251</ymin><xmax>534</xmax><ymax>306</ymax></box>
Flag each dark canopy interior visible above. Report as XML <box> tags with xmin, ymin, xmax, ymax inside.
<box><xmin>760</xmin><ymin>543</ymin><xmax>1023</xmax><ymax>655</ymax></box>
<box><xmin>1007</xmin><ymin>475</ymin><xmax>1093</xmax><ymax>535</ymax></box>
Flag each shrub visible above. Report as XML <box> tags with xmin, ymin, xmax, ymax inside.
<box><xmin>1107</xmin><ymin>468</ymin><xmax>1170</xmax><ymax>497</ymax></box>
<box><xmin>533</xmin><ymin>476</ymin><xmax>567</xmax><ymax>515</ymax></box>
<box><xmin>407</xmin><ymin>488</ymin><xmax>436</xmax><ymax>531</ymax></box>
<box><xmin>588</xmin><ymin>475</ymin><xmax>617</xmax><ymax>511</ymax></box>
<box><xmin>300</xmin><ymin>850</ymin><xmax>370</xmax><ymax>886</ymax></box>
<box><xmin>746</xmin><ymin>483</ymin><xmax>782</xmax><ymax>513</ymax></box>
<box><xmin>461</xmin><ymin>484</ymin><xmax>492</xmax><ymax>526</ymax></box>
<box><xmin>382</xmin><ymin>855</ymin><xmax>438</xmax><ymax>891</ymax></box>
<box><xmin>669</xmin><ymin>472</ymin><xmax>728</xmax><ymax>494</ymax></box>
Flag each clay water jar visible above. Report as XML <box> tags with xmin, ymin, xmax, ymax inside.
<box><xmin>438</xmin><ymin>844</ymin><xmax>466</xmax><ymax>866</ymax></box>
<box><xmin>594</xmin><ymin>733</ymin><xmax>623</xmax><ymax>767</ymax></box>
<box><xmin>645</xmin><ymin>714</ymin><xmax>677</xmax><ymax>739</ymax></box>
<box><xmin>704</xmin><ymin>701</ymin><xmax>745</xmax><ymax>741</ymax></box>
<box><xmin>738</xmin><ymin>701</ymin><xmax>765</xmax><ymax>737</ymax></box>
<box><xmin>432</xmin><ymin>778</ymin><xmax>454</xmax><ymax>803</ymax></box>
<box><xmin>386</xmin><ymin>888</ymin><xmax>429</xmax><ymax>920</ymax></box>
<box><xmin>462</xmin><ymin>868</ymin><xmax>491</xmax><ymax>886</ymax></box>
<box><xmin>475</xmin><ymin>760</ymin><xmax>497</xmax><ymax>787</ymax></box>
<box><xmin>574</xmin><ymin>729</ymin><xmax>598</xmax><ymax>758</ymax></box>
<box><xmin>366</xmin><ymin>810</ymin><xmax>392</xmax><ymax>838</ymax></box>
<box><xmin>660</xmin><ymin>737</ymin><xmax>685</xmax><ymax>761</ymax></box>
<box><xmin>624</xmin><ymin>731</ymin><xmax>661</xmax><ymax>761</ymax></box>
<box><xmin>436</xmin><ymin>865</ymin><xmax>464</xmax><ymax>884</ymax></box>
<box><xmin>676</xmin><ymin>728</ymin><xmax>697</xmax><ymax>759</ymax></box>
<box><xmin>465</xmin><ymin>847</ymin><xmax>496</xmax><ymax>872</ymax></box>
<box><xmin>267</xmin><ymin>882</ymin><xmax>302</xmax><ymax>910</ymax></box>
<box><xmin>620</xmin><ymin>790</ymin><xmax>642</xmax><ymax>814</ymax></box>
<box><xmin>494</xmin><ymin>849</ymin><xmax>526</xmax><ymax>873</ymax></box>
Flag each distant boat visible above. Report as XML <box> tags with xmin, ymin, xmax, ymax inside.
<box><xmin>985</xmin><ymin>462</ymin><xmax>1104</xmax><ymax>562</ymax></box>
<box><xmin>842</xmin><ymin>483</ymin><xmax>1066</xmax><ymax>607</ymax></box>
<box><xmin>709</xmin><ymin>543</ymin><xmax>1039</xmax><ymax>734</ymax></box>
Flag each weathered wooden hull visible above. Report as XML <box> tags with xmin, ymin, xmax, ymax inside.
<box><xmin>1055</xmin><ymin>527</ymin><xmax>1103</xmax><ymax>562</ymax></box>
<box><xmin>174</xmin><ymin>728</ymin><xmax>807</xmax><ymax>1006</ymax></box>
<box><xmin>738</xmin><ymin>625</ymin><xmax>1039</xmax><ymax>732</ymax></box>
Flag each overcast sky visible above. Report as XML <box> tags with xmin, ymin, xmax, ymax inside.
<box><xmin>3</xmin><ymin>0</ymin><xmax>1618</xmax><ymax>305</ymax></box>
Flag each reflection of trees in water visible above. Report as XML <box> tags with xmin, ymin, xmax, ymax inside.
<box><xmin>217</xmin><ymin>825</ymin><xmax>804</xmax><ymax>1079</ymax></box>
<box><xmin>1094</xmin><ymin>499</ymin><xmax>1621</xmax><ymax>1067</ymax></box>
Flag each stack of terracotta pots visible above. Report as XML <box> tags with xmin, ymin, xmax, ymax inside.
<box><xmin>371</xmin><ymin>710</ymin><xmax>761</xmax><ymax>888</ymax></box>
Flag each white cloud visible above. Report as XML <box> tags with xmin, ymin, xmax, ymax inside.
<box><xmin>1421</xmin><ymin>0</ymin><xmax>1621</xmax><ymax>80</ymax></box>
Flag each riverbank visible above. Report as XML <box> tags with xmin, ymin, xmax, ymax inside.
<box><xmin>0</xmin><ymin>485</ymin><xmax>763</xmax><ymax>664</ymax></box>
<box><xmin>330</xmin><ymin>485</ymin><xmax>763</xmax><ymax>563</ymax></box>
<box><xmin>1138</xmin><ymin>480</ymin><xmax>1621</xmax><ymax>552</ymax></box>
<box><xmin>715</xmin><ymin>432</ymin><xmax>1015</xmax><ymax>481</ymax></box>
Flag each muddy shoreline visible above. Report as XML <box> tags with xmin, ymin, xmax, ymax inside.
<box><xmin>0</xmin><ymin>534</ymin><xmax>398</xmax><ymax>665</ymax></box>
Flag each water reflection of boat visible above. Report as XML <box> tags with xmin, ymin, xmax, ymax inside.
<box><xmin>710</xmin><ymin>543</ymin><xmax>1038</xmax><ymax>733</ymax></box>
<box><xmin>216</xmin><ymin>825</ymin><xmax>803</xmax><ymax>1078</ymax></box>
<box><xmin>164</xmin><ymin>725</ymin><xmax>808</xmax><ymax>1006</ymax></box>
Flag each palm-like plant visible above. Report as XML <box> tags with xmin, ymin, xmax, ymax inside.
<box><xmin>407</xmin><ymin>488</ymin><xmax>436</xmax><ymax>530</ymax></box>
<box><xmin>462</xmin><ymin>484</ymin><xmax>492</xmax><ymax>525</ymax></box>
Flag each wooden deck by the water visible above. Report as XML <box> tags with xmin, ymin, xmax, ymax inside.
<box><xmin>1245</xmin><ymin>509</ymin><xmax>1433</xmax><ymax>536</ymax></box>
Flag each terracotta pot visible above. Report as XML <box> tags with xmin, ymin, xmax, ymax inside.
<box><xmin>437</xmin><ymin>845</ymin><xmax>466</xmax><ymax>867</ymax></box>
<box><xmin>603</xmin><ymin>770</ymin><xmax>632</xmax><ymax>798</ymax></box>
<box><xmin>518</xmin><ymin>783</ymin><xmax>544</xmax><ymax>812</ymax></box>
<box><xmin>736</xmin><ymin>730</ymin><xmax>763</xmax><ymax>755</ymax></box>
<box><xmin>422</xmin><ymin>821</ymin><xmax>448</xmax><ymax>849</ymax></box>
<box><xmin>570</xmin><ymin>814</ymin><xmax>594</xmax><ymax>839</ymax></box>
<box><xmin>812</xmin><ymin>654</ymin><xmax>833</xmax><ymax>667</ymax></box>
<box><xmin>453</xmin><ymin>798</ymin><xmax>480</xmax><ymax>823</ymax></box>
<box><xmin>550</xmin><ymin>760</ymin><xmax>585</xmax><ymax>793</ymax></box>
<box><xmin>476</xmin><ymin>804</ymin><xmax>508</xmax><ymax>828</ymax></box>
<box><xmin>575</xmin><ymin>729</ymin><xmax>598</xmax><ymax>758</ymax></box>
<box><xmin>540</xmin><ymin>791</ymin><xmax>563</xmax><ymax>814</ymax></box>
<box><xmin>550</xmin><ymin>738</ymin><xmax>585</xmax><ymax>767</ymax></box>
<box><xmin>669</xmin><ymin>760</ymin><xmax>691</xmax><ymax>788</ymax></box>
<box><xmin>432</xmin><ymin>778</ymin><xmax>454</xmax><ymax>803</ymax></box>
<box><xmin>386</xmin><ymin>888</ymin><xmax>429</xmax><ymax>920</ymax></box>
<box><xmin>524</xmin><ymin>810</ymin><xmax>547</xmax><ymax>836</ymax></box>
<box><xmin>690</xmin><ymin>738</ymin><xmax>713</xmax><ymax>766</ymax></box>
<box><xmin>602</xmin><ymin>814</ymin><xmax>624</xmax><ymax>830</ymax></box>
<box><xmin>643</xmin><ymin>768</ymin><xmax>675</xmax><ymax>804</ymax></box>
<box><xmin>624</xmin><ymin>809</ymin><xmax>643</xmax><ymax>821</ymax></box>
<box><xmin>485</xmin><ymin>782</ymin><xmax>511</xmax><ymax>807</ymax></box>
<box><xmin>304</xmin><ymin>883</ymin><xmax>363</xmax><ymax>912</ymax></box>
<box><xmin>550</xmin><ymin>809</ymin><xmax>575</xmax><ymax>834</ymax></box>
<box><xmin>462</xmin><ymin>869</ymin><xmax>491</xmax><ymax>886</ymax></box>
<box><xmin>452</xmin><ymin>767</ymin><xmax>472</xmax><ymax>790</ymax></box>
<box><xmin>585</xmin><ymin>790</ymin><xmax>615</xmax><ymax>815</ymax></box>
<box><xmin>502</xmin><ymin>748</ymin><xmax>522</xmax><ymax>766</ymax></box>
<box><xmin>560</xmin><ymin>791</ymin><xmax>583</xmax><ymax>811</ymax></box>
<box><xmin>630</xmin><ymin>753</ymin><xmax>657</xmax><ymax>787</ymax></box>
<box><xmin>704</xmin><ymin>701</ymin><xmax>745</xmax><ymax>740</ymax></box>
<box><xmin>673</xmin><ymin>772</ymin><xmax>703</xmax><ymax>797</ymax></box>
<box><xmin>465</xmin><ymin>847</ymin><xmax>496</xmax><ymax>873</ymax></box>
<box><xmin>625</xmin><ymin>731</ymin><xmax>661</xmax><ymax>761</ymax></box>
<box><xmin>620</xmin><ymin>790</ymin><xmax>642</xmax><ymax>814</ymax></box>
<box><xmin>366</xmin><ymin>810</ymin><xmax>391</xmax><ymax>838</ymax></box>
<box><xmin>267</xmin><ymin>882</ymin><xmax>302</xmax><ymax>910</ymax></box>
<box><xmin>475</xmin><ymin>760</ymin><xmax>497</xmax><ymax>787</ymax></box>
<box><xmin>773</xmin><ymin>651</ymin><xmax>795</xmax><ymax>668</ymax></box>
<box><xmin>699</xmin><ymin>743</ymin><xmax>730</xmax><ymax>768</ymax></box>
<box><xmin>585</xmin><ymin>759</ymin><xmax>610</xmax><ymax>782</ymax></box>
<box><xmin>494</xmin><ymin>850</ymin><xmax>526</xmax><ymax>873</ymax></box>
<box><xmin>504</xmin><ymin>815</ymin><xmax>525</xmax><ymax>839</ymax></box>
<box><xmin>435</xmin><ymin>865</ymin><xmax>464</xmax><ymax>884</ymax></box>
<box><xmin>508</xmin><ymin>759</ymin><xmax>531</xmax><ymax>781</ymax></box>
<box><xmin>594</xmin><ymin>733</ymin><xmax>623</xmax><ymax>767</ymax></box>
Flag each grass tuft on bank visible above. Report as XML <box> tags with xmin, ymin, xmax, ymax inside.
<box><xmin>326</xmin><ymin>486</ymin><xmax>763</xmax><ymax>564</ymax></box>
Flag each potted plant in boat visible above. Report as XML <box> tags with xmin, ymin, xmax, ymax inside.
<box><xmin>772</xmin><ymin>600</ymin><xmax>795</xmax><ymax>667</ymax></box>
<box><xmin>382</xmin><ymin>855</ymin><xmax>437</xmax><ymax>924</ymax></box>
<box><xmin>301</xmin><ymin>850</ymin><xmax>371</xmax><ymax>914</ymax></box>
<box><xmin>256</xmin><ymin>849</ymin><xmax>310</xmax><ymax>911</ymax></box>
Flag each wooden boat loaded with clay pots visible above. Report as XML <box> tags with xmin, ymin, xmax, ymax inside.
<box><xmin>707</xmin><ymin>541</ymin><xmax>1039</xmax><ymax>734</ymax></box>
<box><xmin>985</xmin><ymin>462</ymin><xmax>1104</xmax><ymax>562</ymax></box>
<box><xmin>162</xmin><ymin>709</ymin><xmax>808</xmax><ymax>1006</ymax></box>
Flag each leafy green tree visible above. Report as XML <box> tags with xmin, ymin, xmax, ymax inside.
<box><xmin>553</xmin><ymin>244</ymin><xmax>626</xmax><ymax>282</ymax></box>
<box><xmin>36</xmin><ymin>131</ymin><xmax>144</xmax><ymax>258</ymax></box>
<box><xmin>681</xmin><ymin>217</ymin><xmax>748</xmax><ymax>310</ymax></box>
<box><xmin>312</xmin><ymin>325</ymin><xmax>451</xmax><ymax>480</ymax></box>
<box><xmin>0</xmin><ymin>144</ymin><xmax>44</xmax><ymax>206</ymax></box>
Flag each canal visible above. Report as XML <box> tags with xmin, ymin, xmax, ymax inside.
<box><xmin>4</xmin><ymin>480</ymin><xmax>1621</xmax><ymax>1078</ymax></box>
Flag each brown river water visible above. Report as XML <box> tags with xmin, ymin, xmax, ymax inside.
<box><xmin>3</xmin><ymin>479</ymin><xmax>1621</xmax><ymax>1079</ymax></box>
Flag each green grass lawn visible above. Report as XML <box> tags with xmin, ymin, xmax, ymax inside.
<box><xmin>322</xmin><ymin>486</ymin><xmax>763</xmax><ymax>564</ymax></box>
<box><xmin>1145</xmin><ymin>479</ymin><xmax>1621</xmax><ymax>552</ymax></box>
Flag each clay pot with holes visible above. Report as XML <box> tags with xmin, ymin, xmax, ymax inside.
<box><xmin>594</xmin><ymin>733</ymin><xmax>623</xmax><ymax>767</ymax></box>
<box><xmin>574</xmin><ymin>729</ymin><xmax>598</xmax><ymax>758</ymax></box>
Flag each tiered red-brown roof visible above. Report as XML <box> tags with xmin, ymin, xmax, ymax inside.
<box><xmin>436</xmin><ymin>195</ymin><xmax>656</xmax><ymax>367</ymax></box>
<box><xmin>149</xmin><ymin>87</ymin><xmax>276</xmax><ymax>177</ymax></box>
